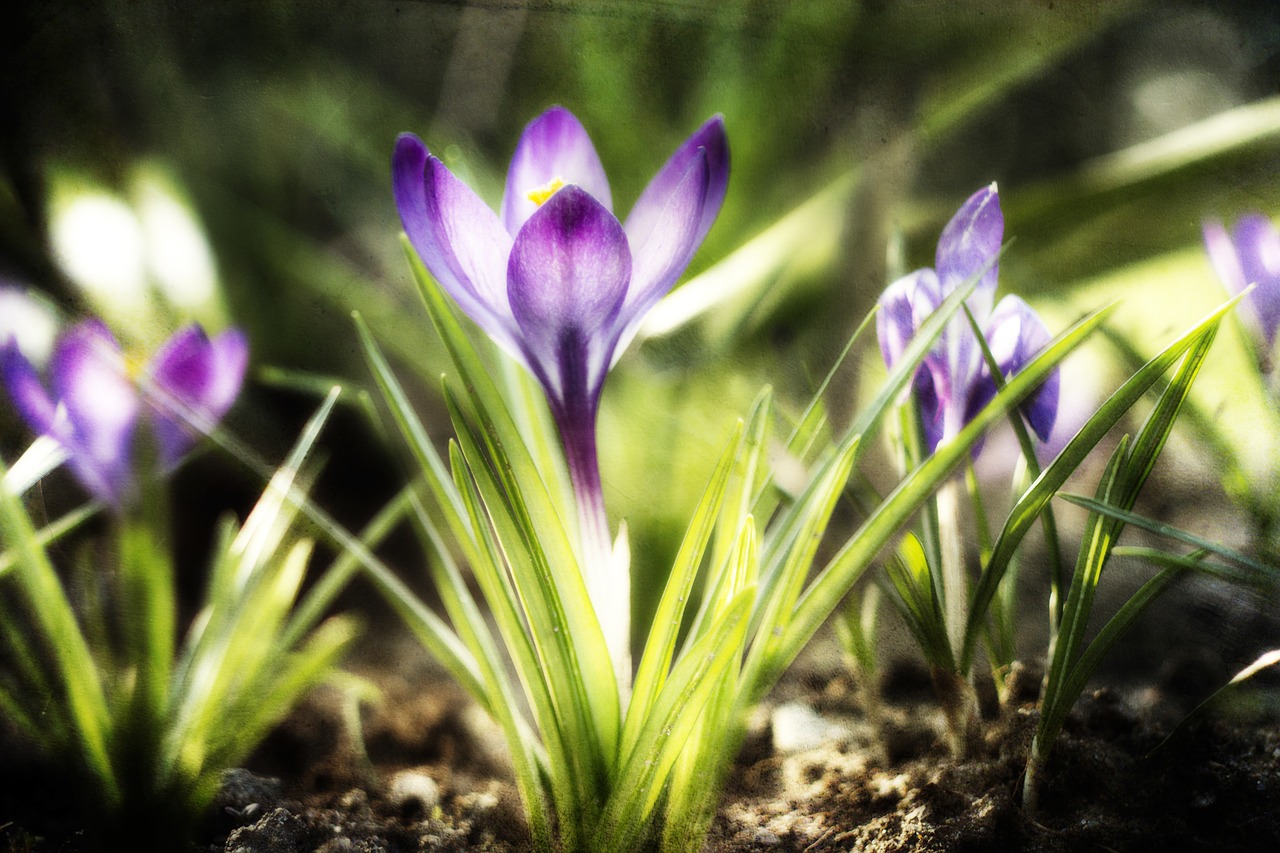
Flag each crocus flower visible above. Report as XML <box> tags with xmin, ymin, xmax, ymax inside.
<box><xmin>877</xmin><ymin>184</ymin><xmax>1058</xmax><ymax>454</ymax></box>
<box><xmin>2</xmin><ymin>319</ymin><xmax>248</xmax><ymax>508</ymax></box>
<box><xmin>393</xmin><ymin>106</ymin><xmax>728</xmax><ymax>548</ymax></box>
<box><xmin>1203</xmin><ymin>214</ymin><xmax>1280</xmax><ymax>370</ymax></box>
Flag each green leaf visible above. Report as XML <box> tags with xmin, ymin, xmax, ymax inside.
<box><xmin>1032</xmin><ymin>311</ymin><xmax>1219</xmax><ymax>792</ymax></box>
<box><xmin>783</xmin><ymin>306</ymin><xmax>877</xmax><ymax>464</ymax></box>
<box><xmin>1040</xmin><ymin>435</ymin><xmax>1131</xmax><ymax>723</ymax></box>
<box><xmin>963</xmin><ymin>303</ymin><xmax>1066</xmax><ymax>627</ymax></box>
<box><xmin>1150</xmin><ymin>645</ymin><xmax>1280</xmax><ymax>756</ymax></box>
<box><xmin>749</xmin><ymin>255</ymin><xmax>989</xmax><ymax>643</ymax></box>
<box><xmin>625</xmin><ymin>418</ymin><xmax>742</xmax><ymax>760</ymax></box>
<box><xmin>881</xmin><ymin>533</ymin><xmax>951</xmax><ymax>668</ymax></box>
<box><xmin>751</xmin><ymin>299</ymin><xmax>1116</xmax><ymax>700</ymax></box>
<box><xmin>0</xmin><ymin>503</ymin><xmax>98</xmax><ymax>579</ymax></box>
<box><xmin>0</xmin><ymin>452</ymin><xmax>118</xmax><ymax>804</ymax></box>
<box><xmin>444</xmin><ymin>381</ymin><xmax>618</xmax><ymax>777</ymax></box>
<box><xmin>356</xmin><ymin>295</ymin><xmax>556</xmax><ymax>847</ymax></box>
<box><xmin>963</xmin><ymin>296</ymin><xmax>1239</xmax><ymax>669</ymax></box>
<box><xmin>406</xmin><ymin>244</ymin><xmax>621</xmax><ymax>769</ymax></box>
<box><xmin>597</xmin><ymin>587</ymin><xmax>754</xmax><ymax>852</ymax></box>
<box><xmin>745</xmin><ymin>431</ymin><xmax>860</xmax><ymax>675</ymax></box>
<box><xmin>1059</xmin><ymin>494</ymin><xmax>1277</xmax><ymax>582</ymax></box>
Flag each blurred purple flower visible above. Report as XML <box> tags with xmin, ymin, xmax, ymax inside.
<box><xmin>393</xmin><ymin>105</ymin><xmax>728</xmax><ymax>519</ymax></box>
<box><xmin>2</xmin><ymin>320</ymin><xmax>248</xmax><ymax>508</ymax></box>
<box><xmin>876</xmin><ymin>184</ymin><xmax>1058</xmax><ymax>454</ymax></box>
<box><xmin>1203</xmin><ymin>214</ymin><xmax>1280</xmax><ymax>369</ymax></box>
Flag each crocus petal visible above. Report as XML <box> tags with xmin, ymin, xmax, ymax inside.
<box><xmin>876</xmin><ymin>268</ymin><xmax>942</xmax><ymax>372</ymax></box>
<box><xmin>502</xmin><ymin>106</ymin><xmax>613</xmax><ymax>236</ymax></box>
<box><xmin>913</xmin><ymin>367</ymin><xmax>946</xmax><ymax>453</ymax></box>
<box><xmin>507</xmin><ymin>186</ymin><xmax>631</xmax><ymax>410</ymax></box>
<box><xmin>935</xmin><ymin>183</ymin><xmax>1002</xmax><ymax>317</ymax></box>
<box><xmin>609</xmin><ymin>149</ymin><xmax>710</xmax><ymax>364</ymax></box>
<box><xmin>966</xmin><ymin>294</ymin><xmax>1058</xmax><ymax>442</ymax></box>
<box><xmin>1230</xmin><ymin>215</ymin><xmax>1280</xmax><ymax>347</ymax></box>
<box><xmin>31</xmin><ymin>321</ymin><xmax>138</xmax><ymax>505</ymax></box>
<box><xmin>50</xmin><ymin>320</ymin><xmax>138</xmax><ymax>476</ymax></box>
<box><xmin>2</xmin><ymin>340</ymin><xmax>60</xmax><ymax>439</ymax></box>
<box><xmin>394</xmin><ymin>135</ymin><xmax>519</xmax><ymax>352</ymax></box>
<box><xmin>147</xmin><ymin>325</ymin><xmax>249</xmax><ymax>467</ymax></box>
<box><xmin>625</xmin><ymin>114</ymin><xmax>729</xmax><ymax>256</ymax></box>
<box><xmin>1203</xmin><ymin>219</ymin><xmax>1248</xmax><ymax>297</ymax></box>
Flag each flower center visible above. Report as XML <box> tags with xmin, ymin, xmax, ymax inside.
<box><xmin>123</xmin><ymin>349</ymin><xmax>148</xmax><ymax>381</ymax></box>
<box><xmin>526</xmin><ymin>177</ymin><xmax>566</xmax><ymax>207</ymax></box>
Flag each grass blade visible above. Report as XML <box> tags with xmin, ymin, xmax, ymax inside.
<box><xmin>962</xmin><ymin>296</ymin><xmax>1239</xmax><ymax>669</ymax></box>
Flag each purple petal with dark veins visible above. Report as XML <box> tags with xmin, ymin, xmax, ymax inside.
<box><xmin>914</xmin><ymin>366</ymin><xmax>946</xmax><ymax>453</ymax></box>
<box><xmin>625</xmin><ymin>115</ymin><xmax>728</xmax><ymax>255</ymax></box>
<box><xmin>1230</xmin><ymin>215</ymin><xmax>1280</xmax><ymax>348</ymax></box>
<box><xmin>935</xmin><ymin>184</ymin><xmax>1002</xmax><ymax>318</ymax></box>
<box><xmin>964</xmin><ymin>295</ymin><xmax>1058</xmax><ymax>443</ymax></box>
<box><xmin>507</xmin><ymin>186</ymin><xmax>631</xmax><ymax>409</ymax></box>
<box><xmin>147</xmin><ymin>325</ymin><xmax>248</xmax><ymax>467</ymax></box>
<box><xmin>610</xmin><ymin>148</ymin><xmax>710</xmax><ymax>363</ymax></box>
<box><xmin>394</xmin><ymin>135</ymin><xmax>520</xmax><ymax>354</ymax></box>
<box><xmin>502</xmin><ymin>106</ymin><xmax>613</xmax><ymax>236</ymax></box>
<box><xmin>877</xmin><ymin>268</ymin><xmax>942</xmax><ymax>372</ymax></box>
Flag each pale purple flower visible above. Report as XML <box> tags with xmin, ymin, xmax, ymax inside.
<box><xmin>393</xmin><ymin>106</ymin><xmax>728</xmax><ymax>531</ymax></box>
<box><xmin>1203</xmin><ymin>214</ymin><xmax>1280</xmax><ymax>369</ymax></box>
<box><xmin>877</xmin><ymin>184</ymin><xmax>1058</xmax><ymax>453</ymax></box>
<box><xmin>2</xmin><ymin>320</ymin><xmax>248</xmax><ymax>507</ymax></box>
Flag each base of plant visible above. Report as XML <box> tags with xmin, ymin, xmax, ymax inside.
<box><xmin>929</xmin><ymin>665</ymin><xmax>983</xmax><ymax>759</ymax></box>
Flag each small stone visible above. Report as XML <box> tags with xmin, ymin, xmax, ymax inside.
<box><xmin>226</xmin><ymin>807</ymin><xmax>307</xmax><ymax>850</ymax></box>
<box><xmin>315</xmin><ymin>839</ymin><xmax>354</xmax><ymax>853</ymax></box>
<box><xmin>753</xmin><ymin>827</ymin><xmax>782</xmax><ymax>845</ymax></box>
<box><xmin>771</xmin><ymin>702</ymin><xmax>848</xmax><ymax>753</ymax></box>
<box><xmin>388</xmin><ymin>769</ymin><xmax>441</xmax><ymax>816</ymax></box>
<box><xmin>460</xmin><ymin>788</ymin><xmax>499</xmax><ymax>814</ymax></box>
<box><xmin>215</xmin><ymin>768</ymin><xmax>283</xmax><ymax>817</ymax></box>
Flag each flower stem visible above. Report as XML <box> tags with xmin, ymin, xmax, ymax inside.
<box><xmin>936</xmin><ymin>472</ymin><xmax>966</xmax><ymax>660</ymax></box>
<box><xmin>555</xmin><ymin>403</ymin><xmax>631</xmax><ymax>697</ymax></box>
<box><xmin>934</xmin><ymin>411</ymin><xmax>980</xmax><ymax>757</ymax></box>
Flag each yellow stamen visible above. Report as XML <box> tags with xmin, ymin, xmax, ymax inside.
<box><xmin>122</xmin><ymin>348</ymin><xmax>148</xmax><ymax>381</ymax></box>
<box><xmin>527</xmin><ymin>177</ymin><xmax>566</xmax><ymax>207</ymax></box>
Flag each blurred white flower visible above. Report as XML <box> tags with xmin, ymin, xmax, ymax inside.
<box><xmin>134</xmin><ymin>167</ymin><xmax>219</xmax><ymax>313</ymax></box>
<box><xmin>49</xmin><ymin>188</ymin><xmax>149</xmax><ymax>318</ymax></box>
<box><xmin>46</xmin><ymin>164</ymin><xmax>224</xmax><ymax>343</ymax></box>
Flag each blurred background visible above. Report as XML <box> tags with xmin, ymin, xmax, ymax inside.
<box><xmin>2</xmin><ymin>0</ymin><xmax>1279</xmax><ymax>667</ymax></box>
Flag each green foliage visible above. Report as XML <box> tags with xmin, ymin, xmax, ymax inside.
<box><xmin>353</xmin><ymin>232</ymin><xmax>1102</xmax><ymax>850</ymax></box>
<box><xmin>1021</xmin><ymin>304</ymin><xmax>1229</xmax><ymax>809</ymax></box>
<box><xmin>0</xmin><ymin>399</ymin><xmax>359</xmax><ymax>833</ymax></box>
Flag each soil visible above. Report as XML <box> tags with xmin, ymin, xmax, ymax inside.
<box><xmin>4</xmin><ymin>624</ymin><xmax>1279</xmax><ymax>853</ymax></box>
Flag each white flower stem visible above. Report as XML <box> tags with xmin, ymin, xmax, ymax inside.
<box><xmin>558</xmin><ymin>407</ymin><xmax>632</xmax><ymax>700</ymax></box>
<box><xmin>933</xmin><ymin>412</ymin><xmax>981</xmax><ymax>757</ymax></box>
<box><xmin>936</xmin><ymin>456</ymin><xmax>966</xmax><ymax>660</ymax></box>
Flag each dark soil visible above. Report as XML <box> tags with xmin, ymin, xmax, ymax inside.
<box><xmin>705</xmin><ymin>663</ymin><xmax>1280</xmax><ymax>852</ymax></box>
<box><xmin>5</xmin><ymin>632</ymin><xmax>1279</xmax><ymax>853</ymax></box>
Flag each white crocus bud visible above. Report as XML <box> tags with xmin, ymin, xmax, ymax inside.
<box><xmin>48</xmin><ymin>183</ymin><xmax>149</xmax><ymax>325</ymax></box>
<box><xmin>133</xmin><ymin>167</ymin><xmax>222</xmax><ymax>324</ymax></box>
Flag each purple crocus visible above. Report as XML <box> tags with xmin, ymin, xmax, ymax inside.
<box><xmin>877</xmin><ymin>184</ymin><xmax>1058</xmax><ymax>454</ymax></box>
<box><xmin>393</xmin><ymin>106</ymin><xmax>728</xmax><ymax>562</ymax></box>
<box><xmin>1203</xmin><ymin>214</ymin><xmax>1280</xmax><ymax>370</ymax></box>
<box><xmin>2</xmin><ymin>319</ymin><xmax>248</xmax><ymax>508</ymax></box>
